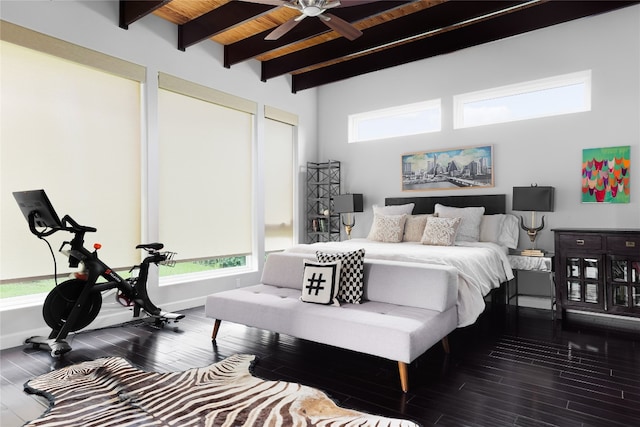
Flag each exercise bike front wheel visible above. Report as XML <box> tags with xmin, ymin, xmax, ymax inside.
<box><xmin>43</xmin><ymin>279</ymin><xmax>102</xmax><ymax>332</ymax></box>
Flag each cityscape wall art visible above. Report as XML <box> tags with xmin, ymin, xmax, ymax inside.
<box><xmin>401</xmin><ymin>145</ymin><xmax>494</xmax><ymax>192</ymax></box>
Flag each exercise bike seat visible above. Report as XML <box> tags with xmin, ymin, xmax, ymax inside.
<box><xmin>136</xmin><ymin>243</ymin><xmax>164</xmax><ymax>251</ymax></box>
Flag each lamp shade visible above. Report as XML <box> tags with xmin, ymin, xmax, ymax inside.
<box><xmin>512</xmin><ymin>186</ymin><xmax>555</xmax><ymax>212</ymax></box>
<box><xmin>333</xmin><ymin>194</ymin><xmax>364</xmax><ymax>213</ymax></box>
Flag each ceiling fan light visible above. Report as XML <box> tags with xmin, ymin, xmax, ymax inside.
<box><xmin>303</xmin><ymin>6</ymin><xmax>324</xmax><ymax>16</ymax></box>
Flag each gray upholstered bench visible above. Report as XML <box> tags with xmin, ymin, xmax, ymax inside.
<box><xmin>205</xmin><ymin>252</ymin><xmax>458</xmax><ymax>392</ymax></box>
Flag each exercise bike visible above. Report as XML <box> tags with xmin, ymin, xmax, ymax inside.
<box><xmin>13</xmin><ymin>189</ymin><xmax>185</xmax><ymax>357</ymax></box>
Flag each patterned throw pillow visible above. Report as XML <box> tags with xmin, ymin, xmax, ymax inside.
<box><xmin>367</xmin><ymin>213</ymin><xmax>407</xmax><ymax>243</ymax></box>
<box><xmin>317</xmin><ymin>249</ymin><xmax>366</xmax><ymax>304</ymax></box>
<box><xmin>421</xmin><ymin>216</ymin><xmax>462</xmax><ymax>246</ymax></box>
<box><xmin>402</xmin><ymin>214</ymin><xmax>436</xmax><ymax>242</ymax></box>
<box><xmin>300</xmin><ymin>260</ymin><xmax>341</xmax><ymax>306</ymax></box>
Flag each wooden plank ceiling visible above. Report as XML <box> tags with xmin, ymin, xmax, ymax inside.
<box><xmin>120</xmin><ymin>0</ymin><xmax>638</xmax><ymax>93</ymax></box>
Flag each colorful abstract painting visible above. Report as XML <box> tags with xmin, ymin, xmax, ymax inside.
<box><xmin>582</xmin><ymin>146</ymin><xmax>630</xmax><ymax>203</ymax></box>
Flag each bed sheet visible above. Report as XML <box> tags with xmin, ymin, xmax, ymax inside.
<box><xmin>285</xmin><ymin>239</ymin><xmax>514</xmax><ymax>327</ymax></box>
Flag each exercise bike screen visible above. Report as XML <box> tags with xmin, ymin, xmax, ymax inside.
<box><xmin>13</xmin><ymin>189</ymin><xmax>63</xmax><ymax>228</ymax></box>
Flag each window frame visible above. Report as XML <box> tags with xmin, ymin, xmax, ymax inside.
<box><xmin>156</xmin><ymin>73</ymin><xmax>257</xmax><ymax>285</ymax></box>
<box><xmin>0</xmin><ymin>22</ymin><xmax>145</xmax><ymax>301</ymax></box>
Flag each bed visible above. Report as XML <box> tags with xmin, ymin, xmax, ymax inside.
<box><xmin>285</xmin><ymin>194</ymin><xmax>517</xmax><ymax>327</ymax></box>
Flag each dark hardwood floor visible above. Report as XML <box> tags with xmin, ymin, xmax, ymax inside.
<box><xmin>1</xmin><ymin>305</ymin><xmax>638</xmax><ymax>426</ymax></box>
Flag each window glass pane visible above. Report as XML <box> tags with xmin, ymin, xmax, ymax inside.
<box><xmin>585</xmin><ymin>283</ymin><xmax>598</xmax><ymax>303</ymax></box>
<box><xmin>348</xmin><ymin>100</ymin><xmax>441</xmax><ymax>142</ymax></box>
<box><xmin>567</xmin><ymin>258</ymin><xmax>580</xmax><ymax>278</ymax></box>
<box><xmin>0</xmin><ymin>40</ymin><xmax>141</xmax><ymax>295</ymax></box>
<box><xmin>568</xmin><ymin>281</ymin><xmax>581</xmax><ymax>302</ymax></box>
<box><xmin>584</xmin><ymin>258</ymin><xmax>599</xmax><ymax>280</ymax></box>
<box><xmin>455</xmin><ymin>71</ymin><xmax>591</xmax><ymax>128</ymax></box>
<box><xmin>264</xmin><ymin>118</ymin><xmax>294</xmax><ymax>252</ymax></box>
<box><xmin>613</xmin><ymin>285</ymin><xmax>628</xmax><ymax>306</ymax></box>
<box><xmin>158</xmin><ymin>88</ymin><xmax>253</xmax><ymax>266</ymax></box>
<box><xmin>611</xmin><ymin>259</ymin><xmax>628</xmax><ymax>282</ymax></box>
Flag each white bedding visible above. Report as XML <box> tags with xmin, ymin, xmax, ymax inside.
<box><xmin>285</xmin><ymin>239</ymin><xmax>514</xmax><ymax>327</ymax></box>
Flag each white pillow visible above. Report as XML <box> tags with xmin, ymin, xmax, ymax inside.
<box><xmin>434</xmin><ymin>204</ymin><xmax>485</xmax><ymax>242</ymax></box>
<box><xmin>421</xmin><ymin>216</ymin><xmax>461</xmax><ymax>246</ymax></box>
<box><xmin>300</xmin><ymin>260</ymin><xmax>341</xmax><ymax>306</ymax></box>
<box><xmin>402</xmin><ymin>214</ymin><xmax>434</xmax><ymax>242</ymax></box>
<box><xmin>498</xmin><ymin>214</ymin><xmax>520</xmax><ymax>249</ymax></box>
<box><xmin>372</xmin><ymin>203</ymin><xmax>414</xmax><ymax>216</ymax></box>
<box><xmin>367</xmin><ymin>213</ymin><xmax>408</xmax><ymax>243</ymax></box>
<box><xmin>479</xmin><ymin>214</ymin><xmax>505</xmax><ymax>243</ymax></box>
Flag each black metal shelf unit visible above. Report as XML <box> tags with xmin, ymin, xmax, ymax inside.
<box><xmin>306</xmin><ymin>160</ymin><xmax>340</xmax><ymax>243</ymax></box>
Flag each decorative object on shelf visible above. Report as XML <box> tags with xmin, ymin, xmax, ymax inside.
<box><xmin>333</xmin><ymin>193</ymin><xmax>364</xmax><ymax>239</ymax></box>
<box><xmin>401</xmin><ymin>145</ymin><xmax>494</xmax><ymax>192</ymax></box>
<box><xmin>512</xmin><ymin>184</ymin><xmax>554</xmax><ymax>256</ymax></box>
<box><xmin>582</xmin><ymin>145</ymin><xmax>630</xmax><ymax>203</ymax></box>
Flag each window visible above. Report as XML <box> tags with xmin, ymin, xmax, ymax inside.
<box><xmin>348</xmin><ymin>100</ymin><xmax>441</xmax><ymax>143</ymax></box>
<box><xmin>0</xmin><ymin>23</ymin><xmax>144</xmax><ymax>299</ymax></box>
<box><xmin>157</xmin><ymin>73</ymin><xmax>255</xmax><ymax>278</ymax></box>
<box><xmin>454</xmin><ymin>70</ymin><xmax>591</xmax><ymax>129</ymax></box>
<box><xmin>264</xmin><ymin>107</ymin><xmax>297</xmax><ymax>253</ymax></box>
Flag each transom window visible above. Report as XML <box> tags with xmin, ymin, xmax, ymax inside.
<box><xmin>348</xmin><ymin>99</ymin><xmax>441</xmax><ymax>143</ymax></box>
<box><xmin>454</xmin><ymin>70</ymin><xmax>591</xmax><ymax>129</ymax></box>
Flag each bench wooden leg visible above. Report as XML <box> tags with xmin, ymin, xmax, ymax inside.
<box><xmin>211</xmin><ymin>319</ymin><xmax>222</xmax><ymax>341</ymax></box>
<box><xmin>398</xmin><ymin>361</ymin><xmax>409</xmax><ymax>393</ymax></box>
<box><xmin>442</xmin><ymin>336</ymin><xmax>450</xmax><ymax>354</ymax></box>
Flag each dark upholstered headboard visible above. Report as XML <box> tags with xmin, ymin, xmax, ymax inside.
<box><xmin>385</xmin><ymin>194</ymin><xmax>506</xmax><ymax>215</ymax></box>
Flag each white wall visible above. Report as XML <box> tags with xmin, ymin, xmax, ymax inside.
<box><xmin>0</xmin><ymin>0</ymin><xmax>318</xmax><ymax>349</ymax></box>
<box><xmin>317</xmin><ymin>5</ymin><xmax>640</xmax><ymax>252</ymax></box>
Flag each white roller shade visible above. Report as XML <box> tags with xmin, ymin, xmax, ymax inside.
<box><xmin>158</xmin><ymin>88</ymin><xmax>253</xmax><ymax>260</ymax></box>
<box><xmin>264</xmin><ymin>118</ymin><xmax>295</xmax><ymax>252</ymax></box>
<box><xmin>0</xmin><ymin>39</ymin><xmax>142</xmax><ymax>281</ymax></box>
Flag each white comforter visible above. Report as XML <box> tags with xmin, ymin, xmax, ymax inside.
<box><xmin>285</xmin><ymin>239</ymin><xmax>514</xmax><ymax>327</ymax></box>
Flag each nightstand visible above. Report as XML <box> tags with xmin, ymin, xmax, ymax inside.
<box><xmin>506</xmin><ymin>251</ymin><xmax>556</xmax><ymax>318</ymax></box>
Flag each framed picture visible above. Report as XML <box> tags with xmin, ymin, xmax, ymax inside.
<box><xmin>402</xmin><ymin>145</ymin><xmax>494</xmax><ymax>192</ymax></box>
<box><xmin>582</xmin><ymin>145</ymin><xmax>630</xmax><ymax>203</ymax></box>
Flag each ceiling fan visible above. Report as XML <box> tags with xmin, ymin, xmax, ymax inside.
<box><xmin>243</xmin><ymin>0</ymin><xmax>364</xmax><ymax>41</ymax></box>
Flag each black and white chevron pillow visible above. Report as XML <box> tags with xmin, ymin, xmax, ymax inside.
<box><xmin>316</xmin><ymin>248</ymin><xmax>365</xmax><ymax>304</ymax></box>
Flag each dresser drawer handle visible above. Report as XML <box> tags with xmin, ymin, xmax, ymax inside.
<box><xmin>576</xmin><ymin>239</ymin><xmax>585</xmax><ymax>246</ymax></box>
<box><xmin>626</xmin><ymin>241</ymin><xmax>636</xmax><ymax>248</ymax></box>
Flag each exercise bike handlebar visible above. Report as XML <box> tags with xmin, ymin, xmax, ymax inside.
<box><xmin>61</xmin><ymin>214</ymin><xmax>97</xmax><ymax>234</ymax></box>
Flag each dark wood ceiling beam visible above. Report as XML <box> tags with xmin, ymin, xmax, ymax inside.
<box><xmin>291</xmin><ymin>1</ymin><xmax>637</xmax><ymax>92</ymax></box>
<box><xmin>262</xmin><ymin>0</ymin><xmax>523</xmax><ymax>81</ymax></box>
<box><xmin>178</xmin><ymin>2</ymin><xmax>276</xmax><ymax>51</ymax></box>
<box><xmin>224</xmin><ymin>1</ymin><xmax>415</xmax><ymax>68</ymax></box>
<box><xmin>119</xmin><ymin>0</ymin><xmax>171</xmax><ymax>30</ymax></box>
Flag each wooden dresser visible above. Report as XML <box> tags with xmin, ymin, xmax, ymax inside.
<box><xmin>553</xmin><ymin>228</ymin><xmax>640</xmax><ymax>319</ymax></box>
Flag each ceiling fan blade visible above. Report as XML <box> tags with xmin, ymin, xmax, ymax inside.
<box><xmin>238</xmin><ymin>0</ymin><xmax>287</xmax><ymax>6</ymax></box>
<box><xmin>321</xmin><ymin>1</ymin><xmax>342</xmax><ymax>10</ymax></box>
<box><xmin>321</xmin><ymin>13</ymin><xmax>362</xmax><ymax>40</ymax></box>
<box><xmin>265</xmin><ymin>16</ymin><xmax>306</xmax><ymax>40</ymax></box>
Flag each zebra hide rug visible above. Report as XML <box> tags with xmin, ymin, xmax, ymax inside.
<box><xmin>23</xmin><ymin>354</ymin><xmax>420</xmax><ymax>427</ymax></box>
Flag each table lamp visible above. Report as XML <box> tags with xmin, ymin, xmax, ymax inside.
<box><xmin>333</xmin><ymin>194</ymin><xmax>364</xmax><ymax>239</ymax></box>
<box><xmin>512</xmin><ymin>185</ymin><xmax>555</xmax><ymax>256</ymax></box>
